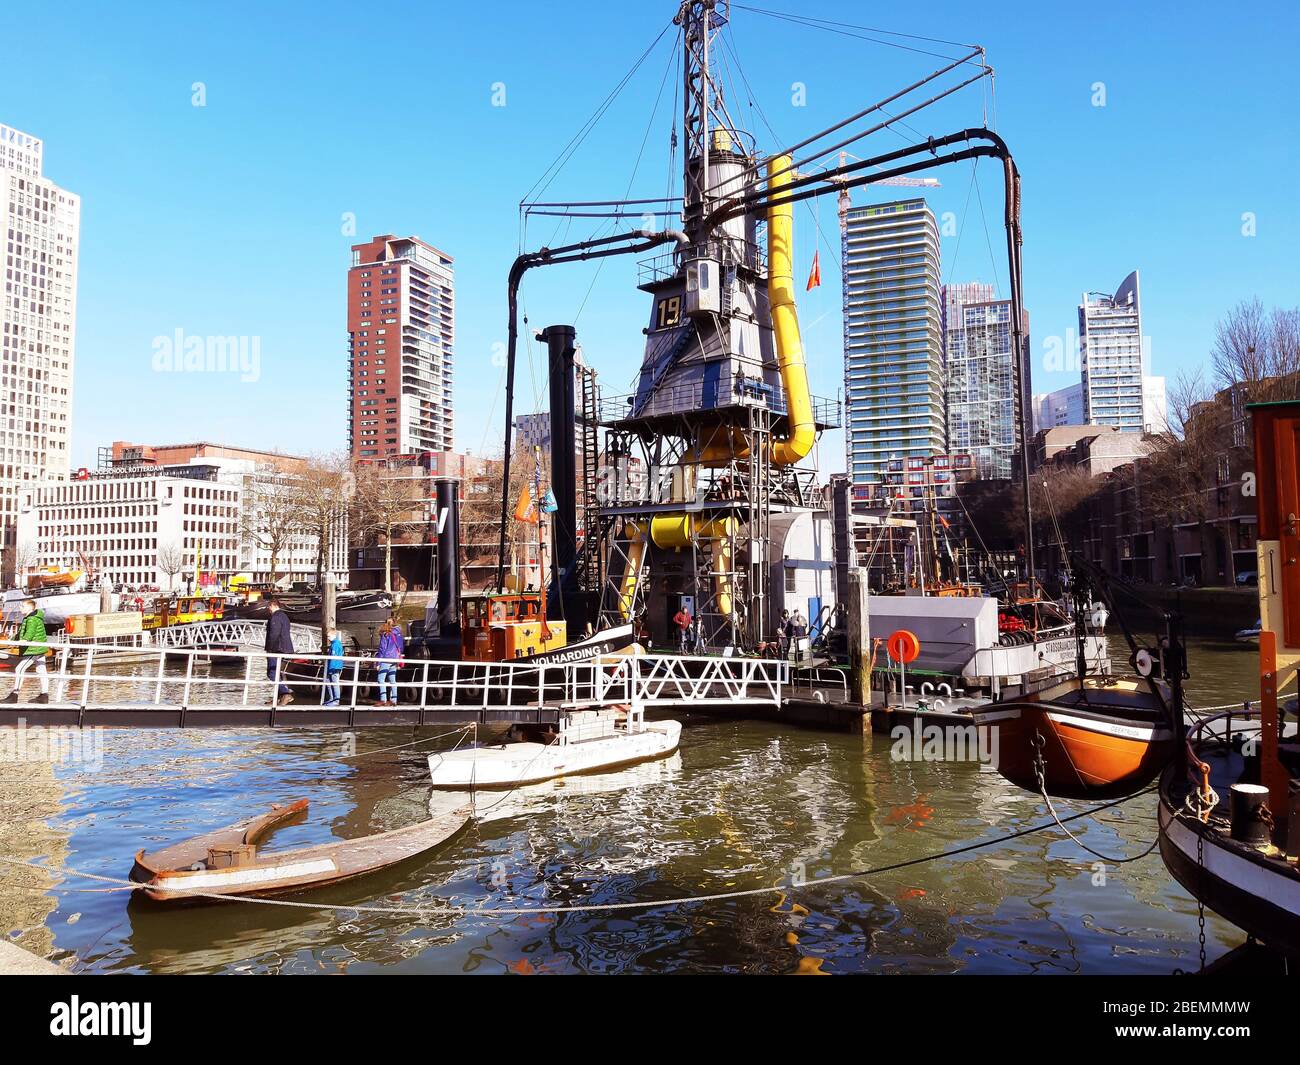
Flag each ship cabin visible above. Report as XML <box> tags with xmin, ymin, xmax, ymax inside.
<box><xmin>142</xmin><ymin>594</ymin><xmax>225</xmax><ymax>631</ymax></box>
<box><xmin>459</xmin><ymin>591</ymin><xmax>568</xmax><ymax>662</ymax></box>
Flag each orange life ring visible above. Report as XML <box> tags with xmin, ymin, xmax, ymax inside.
<box><xmin>886</xmin><ymin>629</ymin><xmax>920</xmax><ymax>664</ymax></box>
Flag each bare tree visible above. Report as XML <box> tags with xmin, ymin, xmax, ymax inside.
<box><xmin>351</xmin><ymin>460</ymin><xmax>424</xmax><ymax>594</ymax></box>
<box><xmin>294</xmin><ymin>452</ymin><xmax>352</xmax><ymax>590</ymax></box>
<box><xmin>240</xmin><ymin>464</ymin><xmax>306</xmax><ymax>585</ymax></box>
<box><xmin>1211</xmin><ymin>299</ymin><xmax>1300</xmax><ymax>402</ymax></box>
<box><xmin>156</xmin><ymin>543</ymin><xmax>186</xmax><ymax>592</ymax></box>
<box><xmin>460</xmin><ymin>444</ymin><xmax>549</xmax><ymax>592</ymax></box>
<box><xmin>1143</xmin><ymin>368</ymin><xmax>1232</xmax><ymax>584</ymax></box>
<box><xmin>8</xmin><ymin>541</ymin><xmax>38</xmax><ymax>588</ymax></box>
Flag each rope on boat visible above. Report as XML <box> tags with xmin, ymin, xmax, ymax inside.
<box><xmin>340</xmin><ymin>724</ymin><xmax>476</xmax><ymax>760</ymax></box>
<box><xmin>1185</xmin><ymin>701</ymin><xmax>1257</xmax><ymax>715</ymax></box>
<box><xmin>0</xmin><ymin>786</ymin><xmax>1159</xmax><ymax>919</ymax></box>
<box><xmin>1031</xmin><ymin>733</ymin><xmax>1160</xmax><ymax>864</ymax></box>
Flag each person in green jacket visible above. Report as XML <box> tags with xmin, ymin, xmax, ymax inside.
<box><xmin>3</xmin><ymin>599</ymin><xmax>50</xmax><ymax>704</ymax></box>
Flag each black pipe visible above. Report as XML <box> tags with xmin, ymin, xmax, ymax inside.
<box><xmin>705</xmin><ymin>126</ymin><xmax>1036</xmax><ymax>602</ymax></box>
<box><xmin>542</xmin><ymin>324</ymin><xmax>578</xmax><ymax>612</ymax></box>
<box><xmin>434</xmin><ymin>477</ymin><xmax>460</xmax><ymax>639</ymax></box>
<box><xmin>495</xmin><ymin>228</ymin><xmax>687</xmax><ymax>591</ymax></box>
<box><xmin>705</xmin><ymin>128</ymin><xmax>1011</xmax><ymax>224</ymax></box>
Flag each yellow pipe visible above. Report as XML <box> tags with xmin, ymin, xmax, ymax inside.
<box><xmin>766</xmin><ymin>154</ymin><xmax>816</xmax><ymax>466</ymax></box>
<box><xmin>695</xmin><ymin>425</ymin><xmax>745</xmax><ymax>465</ymax></box>
<box><xmin>649</xmin><ymin>515</ymin><xmax>735</xmax><ymax>617</ymax></box>
<box><xmin>693</xmin><ymin>154</ymin><xmax>815</xmax><ymax>467</ymax></box>
<box><xmin>617</xmin><ymin>521</ymin><xmax>645</xmax><ymax>621</ymax></box>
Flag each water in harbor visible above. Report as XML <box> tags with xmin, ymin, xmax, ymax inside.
<box><xmin>1</xmin><ymin>636</ymin><xmax>1258</xmax><ymax>974</ymax></box>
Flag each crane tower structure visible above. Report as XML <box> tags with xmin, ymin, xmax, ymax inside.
<box><xmin>589</xmin><ymin>0</ymin><xmax>840</xmax><ymax>651</ymax></box>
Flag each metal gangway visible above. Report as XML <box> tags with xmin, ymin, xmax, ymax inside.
<box><xmin>0</xmin><ymin>640</ymin><xmax>787</xmax><ymax>728</ymax></box>
<box><xmin>151</xmin><ymin>619</ymin><xmax>322</xmax><ymax>653</ymax></box>
<box><xmin>49</xmin><ymin>619</ymin><xmax>324</xmax><ymax>662</ymax></box>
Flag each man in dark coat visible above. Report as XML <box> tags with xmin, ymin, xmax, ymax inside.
<box><xmin>264</xmin><ymin>597</ymin><xmax>295</xmax><ymax>705</ymax></box>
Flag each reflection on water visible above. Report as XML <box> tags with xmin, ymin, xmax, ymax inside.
<box><xmin>0</xmin><ymin>636</ymin><xmax>1262</xmax><ymax>973</ymax></box>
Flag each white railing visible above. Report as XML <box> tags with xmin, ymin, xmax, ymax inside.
<box><xmin>0</xmin><ymin>641</ymin><xmax>787</xmax><ymax>719</ymax></box>
<box><xmin>152</xmin><ymin>619</ymin><xmax>321</xmax><ymax>653</ymax></box>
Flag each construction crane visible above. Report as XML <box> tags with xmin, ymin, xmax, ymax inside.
<box><xmin>833</xmin><ymin>149</ymin><xmax>940</xmax><ymax>231</ymax></box>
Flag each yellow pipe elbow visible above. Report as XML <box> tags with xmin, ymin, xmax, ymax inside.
<box><xmin>648</xmin><ymin>515</ymin><xmax>735</xmax><ymax>618</ymax></box>
<box><xmin>766</xmin><ymin>154</ymin><xmax>816</xmax><ymax>466</ymax></box>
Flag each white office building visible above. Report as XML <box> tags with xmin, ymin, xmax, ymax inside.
<box><xmin>15</xmin><ymin>455</ymin><xmax>348</xmax><ymax>589</ymax></box>
<box><xmin>1034</xmin><ymin>373</ymin><xmax>1166</xmax><ymax>435</ymax></box>
<box><xmin>16</xmin><ymin>467</ymin><xmax>241</xmax><ymax>589</ymax></box>
<box><xmin>1079</xmin><ymin>270</ymin><xmax>1152</xmax><ymax>432</ymax></box>
<box><xmin>1142</xmin><ymin>374</ymin><xmax>1168</xmax><ymax>434</ymax></box>
<box><xmin>0</xmin><ymin>124</ymin><xmax>79</xmax><ymax>579</ymax></box>
<box><xmin>1033</xmin><ymin>383</ymin><xmax>1085</xmax><ymax>433</ymax></box>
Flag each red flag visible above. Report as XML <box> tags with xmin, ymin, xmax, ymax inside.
<box><xmin>805</xmin><ymin>251</ymin><xmax>822</xmax><ymax>291</ymax></box>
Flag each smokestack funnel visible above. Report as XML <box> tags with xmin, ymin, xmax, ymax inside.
<box><xmin>542</xmin><ymin>325</ymin><xmax>578</xmax><ymax>606</ymax></box>
<box><xmin>434</xmin><ymin>477</ymin><xmax>460</xmax><ymax>639</ymax></box>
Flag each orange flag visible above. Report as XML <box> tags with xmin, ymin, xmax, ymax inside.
<box><xmin>806</xmin><ymin>251</ymin><xmax>821</xmax><ymax>291</ymax></box>
<box><xmin>513</xmin><ymin>483</ymin><xmax>538</xmax><ymax>524</ymax></box>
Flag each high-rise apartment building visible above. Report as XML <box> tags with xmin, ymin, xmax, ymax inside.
<box><xmin>0</xmin><ymin>124</ymin><xmax>79</xmax><ymax>577</ymax></box>
<box><xmin>943</xmin><ymin>282</ymin><xmax>1025</xmax><ymax>480</ymax></box>
<box><xmin>347</xmin><ymin>235</ymin><xmax>454</xmax><ymax>460</ymax></box>
<box><xmin>842</xmin><ymin>199</ymin><xmax>945</xmax><ymax>485</ymax></box>
<box><xmin>1079</xmin><ymin>270</ymin><xmax>1147</xmax><ymax>432</ymax></box>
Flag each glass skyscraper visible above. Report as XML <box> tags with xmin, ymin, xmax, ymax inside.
<box><xmin>943</xmin><ymin>283</ymin><xmax>1025</xmax><ymax>480</ymax></box>
<box><xmin>842</xmin><ymin>199</ymin><xmax>945</xmax><ymax>486</ymax></box>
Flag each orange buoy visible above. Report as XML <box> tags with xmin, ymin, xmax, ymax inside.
<box><xmin>886</xmin><ymin>629</ymin><xmax>920</xmax><ymax>664</ymax></box>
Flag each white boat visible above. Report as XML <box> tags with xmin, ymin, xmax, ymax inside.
<box><xmin>428</xmin><ymin>706</ymin><xmax>682</xmax><ymax>789</ymax></box>
<box><xmin>459</xmin><ymin>751</ymin><xmax>684</xmax><ymax>824</ymax></box>
<box><xmin>866</xmin><ymin>595</ymin><xmax>1110</xmax><ymax>691</ymax></box>
<box><xmin>2</xmin><ymin>587</ymin><xmax>117</xmax><ymax>630</ymax></box>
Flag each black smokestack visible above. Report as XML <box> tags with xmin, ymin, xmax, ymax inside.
<box><xmin>542</xmin><ymin>325</ymin><xmax>578</xmax><ymax>600</ymax></box>
<box><xmin>434</xmin><ymin>477</ymin><xmax>460</xmax><ymax>639</ymax></box>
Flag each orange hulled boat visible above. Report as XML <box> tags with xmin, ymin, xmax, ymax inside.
<box><xmin>970</xmin><ymin>554</ymin><xmax>1185</xmax><ymax>800</ymax></box>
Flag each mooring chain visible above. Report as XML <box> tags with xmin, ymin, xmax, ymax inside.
<box><xmin>1196</xmin><ymin>824</ymin><xmax>1207</xmax><ymax>973</ymax></box>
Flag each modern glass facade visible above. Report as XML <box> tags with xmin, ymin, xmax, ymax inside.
<box><xmin>842</xmin><ymin>199</ymin><xmax>945</xmax><ymax>485</ymax></box>
<box><xmin>943</xmin><ymin>283</ymin><xmax>1023</xmax><ymax>480</ymax></box>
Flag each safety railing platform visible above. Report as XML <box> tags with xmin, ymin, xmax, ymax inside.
<box><xmin>0</xmin><ymin>641</ymin><xmax>788</xmax><ymax>728</ymax></box>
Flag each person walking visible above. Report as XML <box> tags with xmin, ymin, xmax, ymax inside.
<box><xmin>374</xmin><ymin>617</ymin><xmax>405</xmax><ymax>706</ymax></box>
<box><xmin>2</xmin><ymin>599</ymin><xmax>50</xmax><ymax>704</ymax></box>
<box><xmin>788</xmin><ymin>608</ymin><xmax>808</xmax><ymax>663</ymax></box>
<box><xmin>777</xmin><ymin>609</ymin><xmax>791</xmax><ymax>659</ymax></box>
<box><xmin>264</xmin><ymin>597</ymin><xmax>295</xmax><ymax>706</ymax></box>
<box><xmin>322</xmin><ymin>627</ymin><xmax>344</xmax><ymax>706</ymax></box>
<box><xmin>672</xmin><ymin>604</ymin><xmax>693</xmax><ymax>654</ymax></box>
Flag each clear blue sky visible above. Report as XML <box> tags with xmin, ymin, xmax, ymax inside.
<box><xmin>4</xmin><ymin>0</ymin><xmax>1297</xmax><ymax>469</ymax></box>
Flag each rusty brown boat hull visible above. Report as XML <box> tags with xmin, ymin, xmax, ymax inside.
<box><xmin>130</xmin><ymin>797</ymin><xmax>470</xmax><ymax>903</ymax></box>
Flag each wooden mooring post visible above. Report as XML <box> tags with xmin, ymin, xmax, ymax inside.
<box><xmin>846</xmin><ymin>567</ymin><xmax>870</xmax><ymax>728</ymax></box>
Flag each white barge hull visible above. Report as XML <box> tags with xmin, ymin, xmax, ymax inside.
<box><xmin>428</xmin><ymin>719</ymin><xmax>682</xmax><ymax>789</ymax></box>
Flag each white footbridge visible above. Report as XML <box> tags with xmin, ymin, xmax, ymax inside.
<box><xmin>0</xmin><ymin>636</ymin><xmax>788</xmax><ymax>728</ymax></box>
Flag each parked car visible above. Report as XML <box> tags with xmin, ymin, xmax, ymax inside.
<box><xmin>1236</xmin><ymin>571</ymin><xmax>1258</xmax><ymax>586</ymax></box>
